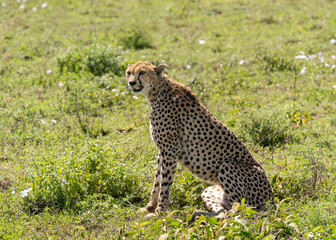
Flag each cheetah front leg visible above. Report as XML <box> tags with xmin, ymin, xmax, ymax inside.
<box><xmin>142</xmin><ymin>128</ymin><xmax>181</xmax><ymax>218</ymax></box>
<box><xmin>155</xmin><ymin>156</ymin><xmax>178</xmax><ymax>214</ymax></box>
<box><xmin>142</xmin><ymin>151</ymin><xmax>179</xmax><ymax>219</ymax></box>
<box><xmin>139</xmin><ymin>154</ymin><xmax>162</xmax><ymax>214</ymax></box>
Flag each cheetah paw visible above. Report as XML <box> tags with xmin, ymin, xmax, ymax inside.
<box><xmin>144</xmin><ymin>213</ymin><xmax>156</xmax><ymax>219</ymax></box>
<box><xmin>138</xmin><ymin>207</ymin><xmax>149</xmax><ymax>214</ymax></box>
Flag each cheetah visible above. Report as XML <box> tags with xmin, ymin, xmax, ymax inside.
<box><xmin>126</xmin><ymin>61</ymin><xmax>272</xmax><ymax>219</ymax></box>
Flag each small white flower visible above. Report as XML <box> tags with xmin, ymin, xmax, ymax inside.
<box><xmin>11</xmin><ymin>190</ymin><xmax>15</xmax><ymax>194</ymax></box>
<box><xmin>41</xmin><ymin>2</ymin><xmax>47</xmax><ymax>8</ymax></box>
<box><xmin>186</xmin><ymin>64</ymin><xmax>191</xmax><ymax>69</ymax></box>
<box><xmin>40</xmin><ymin>119</ymin><xmax>46</xmax><ymax>124</ymax></box>
<box><xmin>161</xmin><ymin>60</ymin><xmax>165</xmax><ymax>63</ymax></box>
<box><xmin>20</xmin><ymin>188</ymin><xmax>32</xmax><ymax>197</ymax></box>
<box><xmin>333</xmin><ymin>85</ymin><xmax>336</xmax><ymax>89</ymax></box>
<box><xmin>141</xmin><ymin>55</ymin><xmax>146</xmax><ymax>59</ymax></box>
<box><xmin>32</xmin><ymin>6</ymin><xmax>37</xmax><ymax>11</ymax></box>
<box><xmin>295</xmin><ymin>55</ymin><xmax>308</xmax><ymax>60</ymax></box>
<box><xmin>132</xmin><ymin>96</ymin><xmax>138</xmax><ymax>100</ymax></box>
<box><xmin>2</xmin><ymin>3</ymin><xmax>6</xmax><ymax>7</ymax></box>
<box><xmin>300</xmin><ymin>67</ymin><xmax>306</xmax><ymax>74</ymax></box>
<box><xmin>121</xmin><ymin>91</ymin><xmax>125</xmax><ymax>96</ymax></box>
<box><xmin>20</xmin><ymin>4</ymin><xmax>24</xmax><ymax>9</ymax></box>
<box><xmin>331</xmin><ymin>65</ymin><xmax>336</xmax><ymax>69</ymax></box>
<box><xmin>299</xmin><ymin>51</ymin><xmax>305</xmax><ymax>55</ymax></box>
<box><xmin>58</xmin><ymin>82</ymin><xmax>64</xmax><ymax>87</ymax></box>
<box><xmin>51</xmin><ymin>119</ymin><xmax>57</xmax><ymax>123</ymax></box>
<box><xmin>331</xmin><ymin>39</ymin><xmax>336</xmax><ymax>45</ymax></box>
<box><xmin>239</xmin><ymin>60</ymin><xmax>248</xmax><ymax>65</ymax></box>
<box><xmin>307</xmin><ymin>232</ymin><xmax>314</xmax><ymax>238</ymax></box>
<box><xmin>308</xmin><ymin>54</ymin><xmax>316</xmax><ymax>60</ymax></box>
<box><xmin>331</xmin><ymin>55</ymin><xmax>336</xmax><ymax>59</ymax></box>
<box><xmin>20</xmin><ymin>191</ymin><xmax>28</xmax><ymax>197</ymax></box>
<box><xmin>318</xmin><ymin>52</ymin><xmax>325</xmax><ymax>62</ymax></box>
<box><xmin>46</xmin><ymin>69</ymin><xmax>52</xmax><ymax>74</ymax></box>
<box><xmin>198</xmin><ymin>40</ymin><xmax>206</xmax><ymax>44</ymax></box>
<box><xmin>325</xmin><ymin>63</ymin><xmax>330</xmax><ymax>67</ymax></box>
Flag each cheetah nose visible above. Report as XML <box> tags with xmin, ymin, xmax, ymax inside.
<box><xmin>129</xmin><ymin>81</ymin><xmax>137</xmax><ymax>86</ymax></box>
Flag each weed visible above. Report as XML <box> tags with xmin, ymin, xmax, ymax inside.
<box><xmin>83</xmin><ymin>44</ymin><xmax>126</xmax><ymax>76</ymax></box>
<box><xmin>188</xmin><ymin>76</ymin><xmax>210</xmax><ymax>102</ymax></box>
<box><xmin>57</xmin><ymin>44</ymin><xmax>127</xmax><ymax>76</ymax></box>
<box><xmin>171</xmin><ymin>170</ymin><xmax>205</xmax><ymax>208</ymax></box>
<box><xmin>287</xmin><ymin>109</ymin><xmax>312</xmax><ymax>128</ymax></box>
<box><xmin>239</xmin><ymin>110</ymin><xmax>296</xmax><ymax>148</ymax></box>
<box><xmin>57</xmin><ymin>47</ymin><xmax>84</xmax><ymax>74</ymax></box>
<box><xmin>258</xmin><ymin>54</ymin><xmax>296</xmax><ymax>72</ymax></box>
<box><xmin>122</xmin><ymin>198</ymin><xmax>304</xmax><ymax>239</ymax></box>
<box><xmin>25</xmin><ymin>142</ymin><xmax>143</xmax><ymax>213</ymax></box>
<box><xmin>119</xmin><ymin>28</ymin><xmax>153</xmax><ymax>50</ymax></box>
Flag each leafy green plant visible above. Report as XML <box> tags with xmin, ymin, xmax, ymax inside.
<box><xmin>83</xmin><ymin>44</ymin><xmax>126</xmax><ymax>76</ymax></box>
<box><xmin>122</xmin><ymin>198</ymin><xmax>305</xmax><ymax>239</ymax></box>
<box><xmin>25</xmin><ymin>142</ymin><xmax>143</xmax><ymax>213</ymax></box>
<box><xmin>57</xmin><ymin>47</ymin><xmax>84</xmax><ymax>73</ymax></box>
<box><xmin>287</xmin><ymin>109</ymin><xmax>312</xmax><ymax>128</ymax></box>
<box><xmin>119</xmin><ymin>28</ymin><xmax>153</xmax><ymax>50</ymax></box>
<box><xmin>57</xmin><ymin>44</ymin><xmax>127</xmax><ymax>76</ymax></box>
<box><xmin>171</xmin><ymin>170</ymin><xmax>205</xmax><ymax>208</ymax></box>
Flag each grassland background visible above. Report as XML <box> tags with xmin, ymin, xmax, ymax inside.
<box><xmin>0</xmin><ymin>0</ymin><xmax>336</xmax><ymax>239</ymax></box>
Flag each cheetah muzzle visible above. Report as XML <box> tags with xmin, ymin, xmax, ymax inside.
<box><xmin>126</xmin><ymin>61</ymin><xmax>273</xmax><ymax>219</ymax></box>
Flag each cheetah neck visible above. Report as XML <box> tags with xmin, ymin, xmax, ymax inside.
<box><xmin>145</xmin><ymin>75</ymin><xmax>170</xmax><ymax>108</ymax></box>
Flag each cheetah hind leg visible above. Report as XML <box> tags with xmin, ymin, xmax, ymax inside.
<box><xmin>190</xmin><ymin>185</ymin><xmax>227</xmax><ymax>223</ymax></box>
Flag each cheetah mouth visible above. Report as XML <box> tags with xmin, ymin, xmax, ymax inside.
<box><xmin>132</xmin><ymin>86</ymin><xmax>144</xmax><ymax>93</ymax></box>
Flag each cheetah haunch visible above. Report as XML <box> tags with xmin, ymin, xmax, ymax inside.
<box><xmin>126</xmin><ymin>62</ymin><xmax>272</xmax><ymax>219</ymax></box>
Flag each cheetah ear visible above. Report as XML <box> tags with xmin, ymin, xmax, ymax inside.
<box><xmin>154</xmin><ymin>64</ymin><xmax>167</xmax><ymax>75</ymax></box>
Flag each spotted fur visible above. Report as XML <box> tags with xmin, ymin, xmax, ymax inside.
<box><xmin>126</xmin><ymin>61</ymin><xmax>272</xmax><ymax>216</ymax></box>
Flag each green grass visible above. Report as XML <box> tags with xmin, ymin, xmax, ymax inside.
<box><xmin>1</xmin><ymin>0</ymin><xmax>336</xmax><ymax>239</ymax></box>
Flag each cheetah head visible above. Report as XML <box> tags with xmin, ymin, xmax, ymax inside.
<box><xmin>126</xmin><ymin>61</ymin><xmax>166</xmax><ymax>96</ymax></box>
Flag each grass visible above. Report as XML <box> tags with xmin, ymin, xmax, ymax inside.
<box><xmin>0</xmin><ymin>0</ymin><xmax>336</xmax><ymax>239</ymax></box>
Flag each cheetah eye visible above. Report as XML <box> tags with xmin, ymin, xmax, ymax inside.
<box><xmin>139</xmin><ymin>71</ymin><xmax>145</xmax><ymax>76</ymax></box>
<box><xmin>127</xmin><ymin>71</ymin><xmax>131</xmax><ymax>76</ymax></box>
